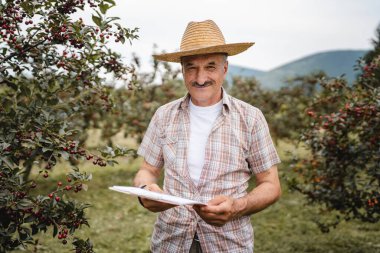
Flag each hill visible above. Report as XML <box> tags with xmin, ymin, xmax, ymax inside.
<box><xmin>227</xmin><ymin>50</ymin><xmax>368</xmax><ymax>89</ymax></box>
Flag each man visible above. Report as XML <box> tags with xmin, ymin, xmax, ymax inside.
<box><xmin>133</xmin><ymin>20</ymin><xmax>281</xmax><ymax>253</ymax></box>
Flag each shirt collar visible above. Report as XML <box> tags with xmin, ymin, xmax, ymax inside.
<box><xmin>179</xmin><ymin>87</ymin><xmax>231</xmax><ymax>114</ymax></box>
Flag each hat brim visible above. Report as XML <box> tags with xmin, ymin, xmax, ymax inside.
<box><xmin>153</xmin><ymin>42</ymin><xmax>255</xmax><ymax>62</ymax></box>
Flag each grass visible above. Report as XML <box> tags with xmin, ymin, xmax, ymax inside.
<box><xmin>14</xmin><ymin>141</ymin><xmax>380</xmax><ymax>253</ymax></box>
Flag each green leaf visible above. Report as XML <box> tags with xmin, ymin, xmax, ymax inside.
<box><xmin>20</xmin><ymin>86</ymin><xmax>31</xmax><ymax>96</ymax></box>
<box><xmin>42</xmin><ymin>147</ymin><xmax>52</xmax><ymax>152</ymax></box>
<box><xmin>16</xmin><ymin>199</ymin><xmax>33</xmax><ymax>208</ymax></box>
<box><xmin>19</xmin><ymin>230</ymin><xmax>28</xmax><ymax>240</ymax></box>
<box><xmin>119</xmin><ymin>36</ymin><xmax>125</xmax><ymax>44</ymax></box>
<box><xmin>2</xmin><ymin>97</ymin><xmax>13</xmax><ymax>113</ymax></box>
<box><xmin>47</xmin><ymin>98</ymin><xmax>59</xmax><ymax>106</ymax></box>
<box><xmin>92</xmin><ymin>14</ymin><xmax>102</xmax><ymax>27</ymax></box>
<box><xmin>20</xmin><ymin>1</ymin><xmax>33</xmax><ymax>14</ymax></box>
<box><xmin>107</xmin><ymin>160</ymin><xmax>118</xmax><ymax>166</ymax></box>
<box><xmin>99</xmin><ymin>3</ymin><xmax>111</xmax><ymax>14</ymax></box>
<box><xmin>24</xmin><ymin>215</ymin><xmax>36</xmax><ymax>223</ymax></box>
<box><xmin>8</xmin><ymin>224</ymin><xmax>17</xmax><ymax>233</ymax></box>
<box><xmin>103</xmin><ymin>16</ymin><xmax>120</xmax><ymax>27</ymax></box>
<box><xmin>31</xmin><ymin>224</ymin><xmax>39</xmax><ymax>235</ymax></box>
<box><xmin>42</xmin><ymin>110</ymin><xmax>50</xmax><ymax>121</ymax></box>
<box><xmin>59</xmin><ymin>151</ymin><xmax>69</xmax><ymax>160</ymax></box>
<box><xmin>53</xmin><ymin>224</ymin><xmax>58</xmax><ymax>238</ymax></box>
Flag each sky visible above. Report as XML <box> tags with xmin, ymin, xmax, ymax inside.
<box><xmin>92</xmin><ymin>0</ymin><xmax>380</xmax><ymax>71</ymax></box>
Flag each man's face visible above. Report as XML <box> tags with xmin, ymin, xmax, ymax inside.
<box><xmin>181</xmin><ymin>53</ymin><xmax>228</xmax><ymax>106</ymax></box>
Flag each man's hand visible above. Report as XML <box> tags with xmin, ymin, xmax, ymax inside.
<box><xmin>194</xmin><ymin>166</ymin><xmax>281</xmax><ymax>226</ymax></box>
<box><xmin>139</xmin><ymin>184</ymin><xmax>178</xmax><ymax>213</ymax></box>
<box><xmin>193</xmin><ymin>195</ymin><xmax>247</xmax><ymax>227</ymax></box>
<box><xmin>134</xmin><ymin>161</ymin><xmax>176</xmax><ymax>212</ymax></box>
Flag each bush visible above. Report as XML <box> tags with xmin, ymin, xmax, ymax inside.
<box><xmin>0</xmin><ymin>0</ymin><xmax>138</xmax><ymax>251</ymax></box>
<box><xmin>289</xmin><ymin>55</ymin><xmax>380</xmax><ymax>231</ymax></box>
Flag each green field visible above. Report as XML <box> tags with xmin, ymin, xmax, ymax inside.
<box><xmin>14</xmin><ymin>142</ymin><xmax>380</xmax><ymax>253</ymax></box>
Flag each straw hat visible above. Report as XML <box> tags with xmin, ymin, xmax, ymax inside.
<box><xmin>153</xmin><ymin>20</ymin><xmax>254</xmax><ymax>62</ymax></box>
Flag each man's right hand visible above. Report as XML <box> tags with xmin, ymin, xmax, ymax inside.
<box><xmin>139</xmin><ymin>184</ymin><xmax>178</xmax><ymax>212</ymax></box>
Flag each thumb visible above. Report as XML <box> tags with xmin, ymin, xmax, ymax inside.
<box><xmin>148</xmin><ymin>184</ymin><xmax>164</xmax><ymax>193</ymax></box>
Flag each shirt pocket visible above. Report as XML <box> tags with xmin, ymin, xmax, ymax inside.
<box><xmin>160</xmin><ymin>136</ymin><xmax>178</xmax><ymax>168</ymax></box>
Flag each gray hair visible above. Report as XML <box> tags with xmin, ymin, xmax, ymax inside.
<box><xmin>180</xmin><ymin>53</ymin><xmax>228</xmax><ymax>65</ymax></box>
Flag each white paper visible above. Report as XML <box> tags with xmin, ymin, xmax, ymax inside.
<box><xmin>109</xmin><ymin>186</ymin><xmax>207</xmax><ymax>206</ymax></box>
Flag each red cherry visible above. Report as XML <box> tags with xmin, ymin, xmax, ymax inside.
<box><xmin>307</xmin><ymin>111</ymin><xmax>315</xmax><ymax>117</ymax></box>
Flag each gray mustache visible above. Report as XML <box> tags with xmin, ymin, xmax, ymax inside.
<box><xmin>191</xmin><ymin>81</ymin><xmax>213</xmax><ymax>88</ymax></box>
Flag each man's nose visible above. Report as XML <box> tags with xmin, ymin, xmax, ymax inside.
<box><xmin>195</xmin><ymin>69</ymin><xmax>208</xmax><ymax>85</ymax></box>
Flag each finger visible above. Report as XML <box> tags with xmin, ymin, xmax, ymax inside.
<box><xmin>143</xmin><ymin>199</ymin><xmax>176</xmax><ymax>212</ymax></box>
<box><xmin>199</xmin><ymin>196</ymin><xmax>227</xmax><ymax>213</ymax></box>
<box><xmin>207</xmin><ymin>195</ymin><xmax>228</xmax><ymax>206</ymax></box>
<box><xmin>200</xmin><ymin>212</ymin><xmax>223</xmax><ymax>221</ymax></box>
<box><xmin>202</xmin><ymin>199</ymin><xmax>232</xmax><ymax>214</ymax></box>
<box><xmin>193</xmin><ymin>204</ymin><xmax>207</xmax><ymax>212</ymax></box>
<box><xmin>195</xmin><ymin>207</ymin><xmax>227</xmax><ymax>220</ymax></box>
<box><xmin>203</xmin><ymin>219</ymin><xmax>226</xmax><ymax>227</ymax></box>
<box><xmin>147</xmin><ymin>184</ymin><xmax>164</xmax><ymax>193</ymax></box>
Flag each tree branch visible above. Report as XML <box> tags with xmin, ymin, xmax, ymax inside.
<box><xmin>0</xmin><ymin>39</ymin><xmax>48</xmax><ymax>65</ymax></box>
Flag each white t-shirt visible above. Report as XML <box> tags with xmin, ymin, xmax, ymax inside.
<box><xmin>188</xmin><ymin>99</ymin><xmax>223</xmax><ymax>186</ymax></box>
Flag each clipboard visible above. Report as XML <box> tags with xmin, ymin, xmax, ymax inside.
<box><xmin>109</xmin><ymin>186</ymin><xmax>207</xmax><ymax>206</ymax></box>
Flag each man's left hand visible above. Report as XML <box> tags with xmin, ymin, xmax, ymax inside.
<box><xmin>193</xmin><ymin>195</ymin><xmax>246</xmax><ymax>227</ymax></box>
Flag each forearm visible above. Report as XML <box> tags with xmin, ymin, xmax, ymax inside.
<box><xmin>133</xmin><ymin>160</ymin><xmax>161</xmax><ymax>187</ymax></box>
<box><xmin>236</xmin><ymin>182</ymin><xmax>281</xmax><ymax>217</ymax></box>
<box><xmin>234</xmin><ymin>166</ymin><xmax>281</xmax><ymax>217</ymax></box>
<box><xmin>133</xmin><ymin>160</ymin><xmax>176</xmax><ymax>212</ymax></box>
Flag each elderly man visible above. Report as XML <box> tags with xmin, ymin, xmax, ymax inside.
<box><xmin>133</xmin><ymin>20</ymin><xmax>281</xmax><ymax>253</ymax></box>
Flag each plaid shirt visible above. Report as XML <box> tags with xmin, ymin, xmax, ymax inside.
<box><xmin>138</xmin><ymin>89</ymin><xmax>280</xmax><ymax>253</ymax></box>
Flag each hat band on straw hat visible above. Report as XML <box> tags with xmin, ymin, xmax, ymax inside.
<box><xmin>153</xmin><ymin>20</ymin><xmax>254</xmax><ymax>63</ymax></box>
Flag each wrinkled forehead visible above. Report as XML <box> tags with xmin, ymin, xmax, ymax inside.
<box><xmin>181</xmin><ymin>53</ymin><xmax>227</xmax><ymax>65</ymax></box>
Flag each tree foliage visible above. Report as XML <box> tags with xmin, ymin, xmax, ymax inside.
<box><xmin>289</xmin><ymin>55</ymin><xmax>380</xmax><ymax>232</ymax></box>
<box><xmin>0</xmin><ymin>0</ymin><xmax>138</xmax><ymax>251</ymax></box>
<box><xmin>101</xmin><ymin>56</ymin><xmax>186</xmax><ymax>144</ymax></box>
<box><xmin>228</xmin><ymin>72</ymin><xmax>323</xmax><ymax>143</ymax></box>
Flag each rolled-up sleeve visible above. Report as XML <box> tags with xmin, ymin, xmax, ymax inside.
<box><xmin>246</xmin><ymin>109</ymin><xmax>281</xmax><ymax>174</ymax></box>
<box><xmin>137</xmin><ymin>111</ymin><xmax>164</xmax><ymax>169</ymax></box>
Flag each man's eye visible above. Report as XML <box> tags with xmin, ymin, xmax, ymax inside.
<box><xmin>207</xmin><ymin>66</ymin><xmax>216</xmax><ymax>70</ymax></box>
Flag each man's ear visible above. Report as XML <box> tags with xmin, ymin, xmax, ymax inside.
<box><xmin>223</xmin><ymin>60</ymin><xmax>228</xmax><ymax>76</ymax></box>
